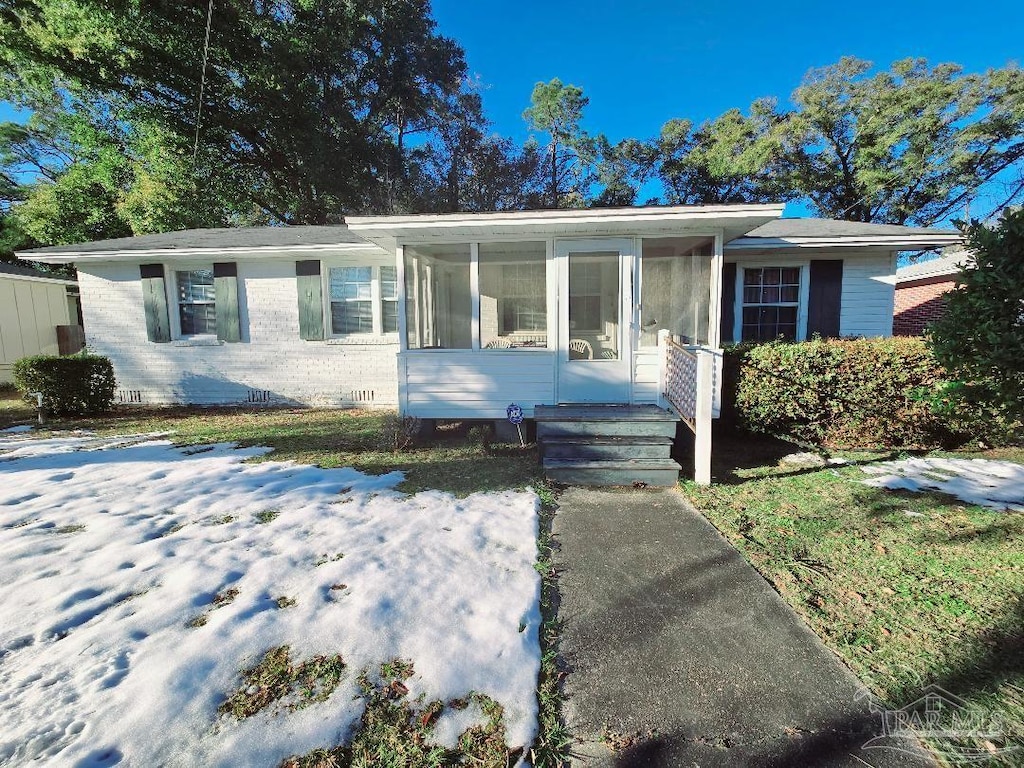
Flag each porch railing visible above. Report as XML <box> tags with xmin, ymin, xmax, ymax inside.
<box><xmin>663</xmin><ymin>338</ymin><xmax>699</xmax><ymax>428</ymax></box>
<box><xmin>658</xmin><ymin>330</ymin><xmax>718</xmax><ymax>485</ymax></box>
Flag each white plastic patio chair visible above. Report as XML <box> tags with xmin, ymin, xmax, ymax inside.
<box><xmin>569</xmin><ymin>339</ymin><xmax>593</xmax><ymax>360</ymax></box>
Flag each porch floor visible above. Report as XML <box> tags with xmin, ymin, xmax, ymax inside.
<box><xmin>534</xmin><ymin>404</ymin><xmax>676</xmax><ymax>422</ymax></box>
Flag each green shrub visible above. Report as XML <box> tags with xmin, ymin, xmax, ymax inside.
<box><xmin>916</xmin><ymin>379</ymin><xmax>1022</xmax><ymax>447</ymax></box>
<box><xmin>12</xmin><ymin>354</ymin><xmax>116</xmax><ymax>416</ymax></box>
<box><xmin>930</xmin><ymin>209</ymin><xmax>1024</xmax><ymax>420</ymax></box>
<box><xmin>728</xmin><ymin>337</ymin><xmax>951</xmax><ymax>449</ymax></box>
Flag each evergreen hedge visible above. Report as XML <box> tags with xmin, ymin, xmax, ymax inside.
<box><xmin>12</xmin><ymin>354</ymin><xmax>116</xmax><ymax>416</ymax></box>
<box><xmin>725</xmin><ymin>337</ymin><xmax>974</xmax><ymax>449</ymax></box>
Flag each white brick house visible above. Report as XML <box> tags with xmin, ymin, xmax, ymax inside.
<box><xmin>20</xmin><ymin>209</ymin><xmax>959</xmax><ymax>412</ymax></box>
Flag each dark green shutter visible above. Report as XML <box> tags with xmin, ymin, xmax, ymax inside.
<box><xmin>807</xmin><ymin>260</ymin><xmax>843</xmax><ymax>338</ymax></box>
<box><xmin>140</xmin><ymin>263</ymin><xmax>171</xmax><ymax>343</ymax></box>
<box><xmin>720</xmin><ymin>262</ymin><xmax>737</xmax><ymax>344</ymax></box>
<box><xmin>296</xmin><ymin>260</ymin><xmax>324</xmax><ymax>340</ymax></box>
<box><xmin>213</xmin><ymin>262</ymin><xmax>241</xmax><ymax>342</ymax></box>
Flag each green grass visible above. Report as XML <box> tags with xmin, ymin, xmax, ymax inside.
<box><xmin>682</xmin><ymin>430</ymin><xmax>1024</xmax><ymax>766</ymax></box>
<box><xmin>255</xmin><ymin>509</ymin><xmax>281</xmax><ymax>524</ymax></box>
<box><xmin>220</xmin><ymin>646</ymin><xmax>346</xmax><ymax>720</ymax></box>
<box><xmin>0</xmin><ymin>389</ymin><xmax>35</xmax><ymax>428</ymax></box>
<box><xmin>531</xmin><ymin>484</ymin><xmax>572</xmax><ymax>768</ymax></box>
<box><xmin>281</xmin><ymin>663</ymin><xmax>517</xmax><ymax>768</ymax></box>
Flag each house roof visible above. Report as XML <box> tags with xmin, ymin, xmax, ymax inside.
<box><xmin>726</xmin><ymin>217</ymin><xmax>963</xmax><ymax>251</ymax></box>
<box><xmin>17</xmin><ymin>210</ymin><xmax>965</xmax><ymax>264</ymax></box>
<box><xmin>0</xmin><ymin>261</ymin><xmax>77</xmax><ymax>284</ymax></box>
<box><xmin>896</xmin><ymin>251</ymin><xmax>968</xmax><ymax>283</ymax></box>
<box><xmin>347</xmin><ymin>204</ymin><xmax>787</xmax><ymax>248</ymax></box>
<box><xmin>18</xmin><ymin>225</ymin><xmax>378</xmax><ymax>264</ymax></box>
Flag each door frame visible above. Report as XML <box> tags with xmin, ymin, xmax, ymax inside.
<box><xmin>555</xmin><ymin>237</ymin><xmax>636</xmax><ymax>404</ymax></box>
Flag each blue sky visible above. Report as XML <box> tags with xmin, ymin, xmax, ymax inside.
<box><xmin>432</xmin><ymin>0</ymin><xmax>1023</xmax><ymax>144</ymax></box>
<box><xmin>5</xmin><ymin>1</ymin><xmax>1018</xmax><ymax>136</ymax></box>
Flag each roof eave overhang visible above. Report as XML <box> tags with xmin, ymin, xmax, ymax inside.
<box><xmin>0</xmin><ymin>271</ymin><xmax>77</xmax><ymax>286</ymax></box>
<box><xmin>18</xmin><ymin>241</ymin><xmax>384</xmax><ymax>265</ymax></box>
<box><xmin>725</xmin><ymin>233</ymin><xmax>963</xmax><ymax>252</ymax></box>
<box><xmin>347</xmin><ymin>204</ymin><xmax>786</xmax><ymax>249</ymax></box>
<box><xmin>896</xmin><ymin>270</ymin><xmax>961</xmax><ymax>285</ymax></box>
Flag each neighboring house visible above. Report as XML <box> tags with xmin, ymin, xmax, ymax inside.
<box><xmin>893</xmin><ymin>252</ymin><xmax>965</xmax><ymax>336</ymax></box>
<box><xmin>20</xmin><ymin>205</ymin><xmax>961</xmax><ymax>484</ymax></box>
<box><xmin>0</xmin><ymin>263</ymin><xmax>83</xmax><ymax>384</ymax></box>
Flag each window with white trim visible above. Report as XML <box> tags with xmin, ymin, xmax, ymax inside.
<box><xmin>327</xmin><ymin>266</ymin><xmax>398</xmax><ymax>337</ymax></box>
<box><xmin>741</xmin><ymin>267</ymin><xmax>800</xmax><ymax>341</ymax></box>
<box><xmin>380</xmin><ymin>265</ymin><xmax>399</xmax><ymax>334</ymax></box>
<box><xmin>175</xmin><ymin>268</ymin><xmax>216</xmax><ymax>335</ymax></box>
<box><xmin>330</xmin><ymin>267</ymin><xmax>373</xmax><ymax>334</ymax></box>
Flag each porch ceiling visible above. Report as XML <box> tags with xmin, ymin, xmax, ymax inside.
<box><xmin>346</xmin><ymin>204</ymin><xmax>785</xmax><ymax>250</ymax></box>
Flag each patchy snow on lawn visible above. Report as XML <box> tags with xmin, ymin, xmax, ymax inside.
<box><xmin>0</xmin><ymin>433</ymin><xmax>541</xmax><ymax>766</ymax></box>
<box><xmin>861</xmin><ymin>456</ymin><xmax>1024</xmax><ymax>511</ymax></box>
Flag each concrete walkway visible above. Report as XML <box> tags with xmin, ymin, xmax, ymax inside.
<box><xmin>552</xmin><ymin>487</ymin><xmax>934</xmax><ymax>767</ymax></box>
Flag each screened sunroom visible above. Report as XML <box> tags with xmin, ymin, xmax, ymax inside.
<box><xmin>347</xmin><ymin>204</ymin><xmax>784</xmax><ymax>420</ymax></box>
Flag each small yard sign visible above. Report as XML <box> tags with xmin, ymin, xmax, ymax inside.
<box><xmin>506</xmin><ymin>403</ymin><xmax>525</xmax><ymax>447</ymax></box>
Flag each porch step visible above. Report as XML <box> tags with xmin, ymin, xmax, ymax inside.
<box><xmin>543</xmin><ymin>459</ymin><xmax>682</xmax><ymax>488</ymax></box>
<box><xmin>535</xmin><ymin>405</ymin><xmax>681</xmax><ymax>487</ymax></box>
<box><xmin>537</xmin><ymin>420</ymin><xmax>678</xmax><ymax>439</ymax></box>
<box><xmin>541</xmin><ymin>436</ymin><xmax>673</xmax><ymax>461</ymax></box>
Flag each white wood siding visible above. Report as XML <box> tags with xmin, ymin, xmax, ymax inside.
<box><xmin>632</xmin><ymin>349</ymin><xmax>661</xmax><ymax>404</ymax></box>
<box><xmin>0</xmin><ymin>276</ymin><xmax>71</xmax><ymax>382</ymax></box>
<box><xmin>839</xmin><ymin>250</ymin><xmax>897</xmax><ymax>338</ymax></box>
<box><xmin>400</xmin><ymin>351</ymin><xmax>555</xmax><ymax>419</ymax></box>
<box><xmin>725</xmin><ymin>248</ymin><xmax>898</xmax><ymax>341</ymax></box>
<box><xmin>78</xmin><ymin>261</ymin><xmax>398</xmax><ymax>406</ymax></box>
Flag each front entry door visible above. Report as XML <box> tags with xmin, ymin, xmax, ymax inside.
<box><xmin>556</xmin><ymin>238</ymin><xmax>634</xmax><ymax>403</ymax></box>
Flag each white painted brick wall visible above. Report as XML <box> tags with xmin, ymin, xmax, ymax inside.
<box><xmin>78</xmin><ymin>261</ymin><xmax>399</xmax><ymax>407</ymax></box>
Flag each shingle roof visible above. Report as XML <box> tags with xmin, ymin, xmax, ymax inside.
<box><xmin>20</xmin><ymin>214</ymin><xmax>963</xmax><ymax>260</ymax></box>
<box><xmin>742</xmin><ymin>218</ymin><xmax>957</xmax><ymax>239</ymax></box>
<box><xmin>21</xmin><ymin>225</ymin><xmax>369</xmax><ymax>255</ymax></box>
<box><xmin>896</xmin><ymin>251</ymin><xmax>969</xmax><ymax>282</ymax></box>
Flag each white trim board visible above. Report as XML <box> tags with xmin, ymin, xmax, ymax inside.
<box><xmin>19</xmin><ymin>242</ymin><xmax>385</xmax><ymax>264</ymax></box>
<box><xmin>726</xmin><ymin>234</ymin><xmax>962</xmax><ymax>251</ymax></box>
<box><xmin>731</xmin><ymin>259</ymin><xmax>812</xmax><ymax>344</ymax></box>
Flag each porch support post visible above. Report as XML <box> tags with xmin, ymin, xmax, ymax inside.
<box><xmin>395</xmin><ymin>245</ymin><xmax>407</xmax><ymax>349</ymax></box>
<box><xmin>545</xmin><ymin>239</ymin><xmax>557</xmax><ymax>352</ymax></box>
<box><xmin>470</xmin><ymin>242</ymin><xmax>480</xmax><ymax>350</ymax></box>
<box><xmin>395</xmin><ymin>244</ymin><xmax>409</xmax><ymax>416</ymax></box>
<box><xmin>708</xmin><ymin>231</ymin><xmax>724</xmax><ymax>348</ymax></box>
<box><xmin>657</xmin><ymin>329</ymin><xmax>670</xmax><ymax>410</ymax></box>
<box><xmin>694</xmin><ymin>348</ymin><xmax>713</xmax><ymax>485</ymax></box>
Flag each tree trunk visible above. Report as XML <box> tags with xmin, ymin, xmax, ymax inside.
<box><xmin>550</xmin><ymin>141</ymin><xmax>558</xmax><ymax>208</ymax></box>
<box><xmin>447</xmin><ymin>149</ymin><xmax>461</xmax><ymax>212</ymax></box>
